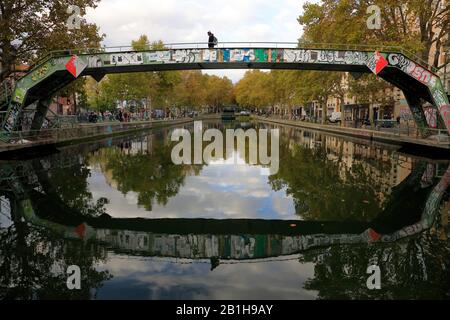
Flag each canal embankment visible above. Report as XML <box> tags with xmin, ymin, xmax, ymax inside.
<box><xmin>2</xmin><ymin>113</ymin><xmax>449</xmax><ymax>155</ymax></box>
<box><xmin>254</xmin><ymin>116</ymin><xmax>450</xmax><ymax>151</ymax></box>
<box><xmin>0</xmin><ymin>117</ymin><xmax>196</xmax><ymax>154</ymax></box>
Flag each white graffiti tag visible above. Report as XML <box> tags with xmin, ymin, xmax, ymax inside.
<box><xmin>388</xmin><ymin>53</ymin><xmax>435</xmax><ymax>85</ymax></box>
<box><xmin>146</xmin><ymin>51</ymin><xmax>171</xmax><ymax>63</ymax></box>
<box><xmin>283</xmin><ymin>49</ymin><xmax>368</xmax><ymax>65</ymax></box>
<box><xmin>172</xmin><ymin>49</ymin><xmax>202</xmax><ymax>63</ymax></box>
<box><xmin>110</xmin><ymin>53</ymin><xmax>143</xmax><ymax>66</ymax></box>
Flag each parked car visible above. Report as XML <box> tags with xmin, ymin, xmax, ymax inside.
<box><xmin>328</xmin><ymin>112</ymin><xmax>341</xmax><ymax>123</ymax></box>
<box><xmin>377</xmin><ymin>119</ymin><xmax>396</xmax><ymax>128</ymax></box>
<box><xmin>240</xmin><ymin>110</ymin><xmax>250</xmax><ymax>116</ymax></box>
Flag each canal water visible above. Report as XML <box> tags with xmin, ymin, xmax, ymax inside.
<box><xmin>0</xmin><ymin>120</ymin><xmax>448</xmax><ymax>299</ymax></box>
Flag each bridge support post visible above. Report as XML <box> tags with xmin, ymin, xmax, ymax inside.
<box><xmin>403</xmin><ymin>91</ymin><xmax>431</xmax><ymax>138</ymax></box>
<box><xmin>30</xmin><ymin>98</ymin><xmax>52</xmax><ymax>133</ymax></box>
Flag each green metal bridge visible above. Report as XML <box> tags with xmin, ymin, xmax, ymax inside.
<box><xmin>0</xmin><ymin>42</ymin><xmax>449</xmax><ymax>140</ymax></box>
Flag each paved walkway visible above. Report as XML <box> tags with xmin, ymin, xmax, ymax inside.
<box><xmin>0</xmin><ymin>118</ymin><xmax>194</xmax><ymax>154</ymax></box>
<box><xmin>255</xmin><ymin>116</ymin><xmax>450</xmax><ymax>150</ymax></box>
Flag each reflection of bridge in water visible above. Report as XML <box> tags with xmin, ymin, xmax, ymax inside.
<box><xmin>0</xmin><ymin>129</ymin><xmax>448</xmax><ymax>265</ymax></box>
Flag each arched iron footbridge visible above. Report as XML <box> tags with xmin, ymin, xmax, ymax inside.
<box><xmin>1</xmin><ymin>42</ymin><xmax>449</xmax><ymax>140</ymax></box>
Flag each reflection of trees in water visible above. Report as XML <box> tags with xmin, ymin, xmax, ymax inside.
<box><xmin>300</xmin><ymin>232</ymin><xmax>450</xmax><ymax>299</ymax></box>
<box><xmin>0</xmin><ymin>197</ymin><xmax>111</xmax><ymax>299</ymax></box>
<box><xmin>34</xmin><ymin>156</ymin><xmax>109</xmax><ymax>219</ymax></box>
<box><xmin>269</xmin><ymin>139</ymin><xmax>392</xmax><ymax>221</ymax></box>
<box><xmin>1</xmin><ymin>124</ymin><xmax>446</xmax><ymax>299</ymax></box>
<box><xmin>89</xmin><ymin>137</ymin><xmax>202</xmax><ymax>211</ymax></box>
<box><xmin>0</xmin><ymin>155</ymin><xmax>113</xmax><ymax>299</ymax></box>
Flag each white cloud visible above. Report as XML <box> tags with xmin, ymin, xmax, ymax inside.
<box><xmin>85</xmin><ymin>0</ymin><xmax>312</xmax><ymax>81</ymax></box>
<box><xmin>97</xmin><ymin>254</ymin><xmax>318</xmax><ymax>299</ymax></box>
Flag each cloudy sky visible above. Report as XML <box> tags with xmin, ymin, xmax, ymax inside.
<box><xmin>85</xmin><ymin>0</ymin><xmax>316</xmax><ymax>82</ymax></box>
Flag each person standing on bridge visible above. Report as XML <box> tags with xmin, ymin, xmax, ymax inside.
<box><xmin>207</xmin><ymin>31</ymin><xmax>217</xmax><ymax>48</ymax></box>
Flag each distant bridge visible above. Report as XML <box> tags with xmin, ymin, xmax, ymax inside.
<box><xmin>1</xmin><ymin>42</ymin><xmax>449</xmax><ymax>140</ymax></box>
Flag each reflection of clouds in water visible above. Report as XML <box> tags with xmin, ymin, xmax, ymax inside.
<box><xmin>88</xmin><ymin>158</ymin><xmax>297</xmax><ymax>220</ymax></box>
<box><xmin>272</xmin><ymin>194</ymin><xmax>295</xmax><ymax>217</ymax></box>
<box><xmin>95</xmin><ymin>253</ymin><xmax>317</xmax><ymax>300</ymax></box>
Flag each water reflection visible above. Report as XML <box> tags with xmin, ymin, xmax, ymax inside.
<box><xmin>0</xmin><ymin>121</ymin><xmax>448</xmax><ymax>299</ymax></box>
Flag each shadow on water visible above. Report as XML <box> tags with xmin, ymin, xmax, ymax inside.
<box><xmin>0</xmin><ymin>121</ymin><xmax>448</xmax><ymax>299</ymax></box>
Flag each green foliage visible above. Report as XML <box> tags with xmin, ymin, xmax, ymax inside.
<box><xmin>234</xmin><ymin>70</ymin><xmax>275</xmax><ymax>109</ymax></box>
<box><xmin>299</xmin><ymin>0</ymin><xmax>449</xmax><ymax>68</ymax></box>
<box><xmin>86</xmin><ymin>35</ymin><xmax>235</xmax><ymax>112</ymax></box>
<box><xmin>293</xmin><ymin>0</ymin><xmax>449</xmax><ymax>109</ymax></box>
<box><xmin>234</xmin><ymin>69</ymin><xmax>345</xmax><ymax>117</ymax></box>
<box><xmin>204</xmin><ymin>74</ymin><xmax>235</xmax><ymax>110</ymax></box>
<box><xmin>0</xmin><ymin>0</ymin><xmax>104</xmax><ymax>80</ymax></box>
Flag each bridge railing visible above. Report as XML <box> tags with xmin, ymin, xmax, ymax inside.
<box><xmin>26</xmin><ymin>42</ymin><xmax>437</xmax><ymax>77</ymax></box>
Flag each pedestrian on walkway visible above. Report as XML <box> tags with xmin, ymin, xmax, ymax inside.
<box><xmin>207</xmin><ymin>31</ymin><xmax>218</xmax><ymax>48</ymax></box>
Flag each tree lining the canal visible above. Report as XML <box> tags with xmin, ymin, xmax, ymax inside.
<box><xmin>2</xmin><ymin>1</ymin><xmax>449</xmax><ymax>129</ymax></box>
<box><xmin>0</xmin><ymin>0</ymin><xmax>104</xmax><ymax>81</ymax></box>
<box><xmin>299</xmin><ymin>1</ymin><xmax>449</xmax><ymax>71</ymax></box>
<box><xmin>0</xmin><ymin>0</ymin><xmax>105</xmax><ymax>113</ymax></box>
<box><xmin>80</xmin><ymin>2</ymin><xmax>448</xmax><ymax>121</ymax></box>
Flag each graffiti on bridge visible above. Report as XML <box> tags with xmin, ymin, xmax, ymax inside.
<box><xmin>82</xmin><ymin>49</ymin><xmax>372</xmax><ymax>67</ymax></box>
<box><xmin>388</xmin><ymin>53</ymin><xmax>450</xmax><ymax>129</ymax></box>
<box><xmin>3</xmin><ymin>47</ymin><xmax>450</xmax><ymax>135</ymax></box>
<box><xmin>387</xmin><ymin>53</ymin><xmax>435</xmax><ymax>86</ymax></box>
